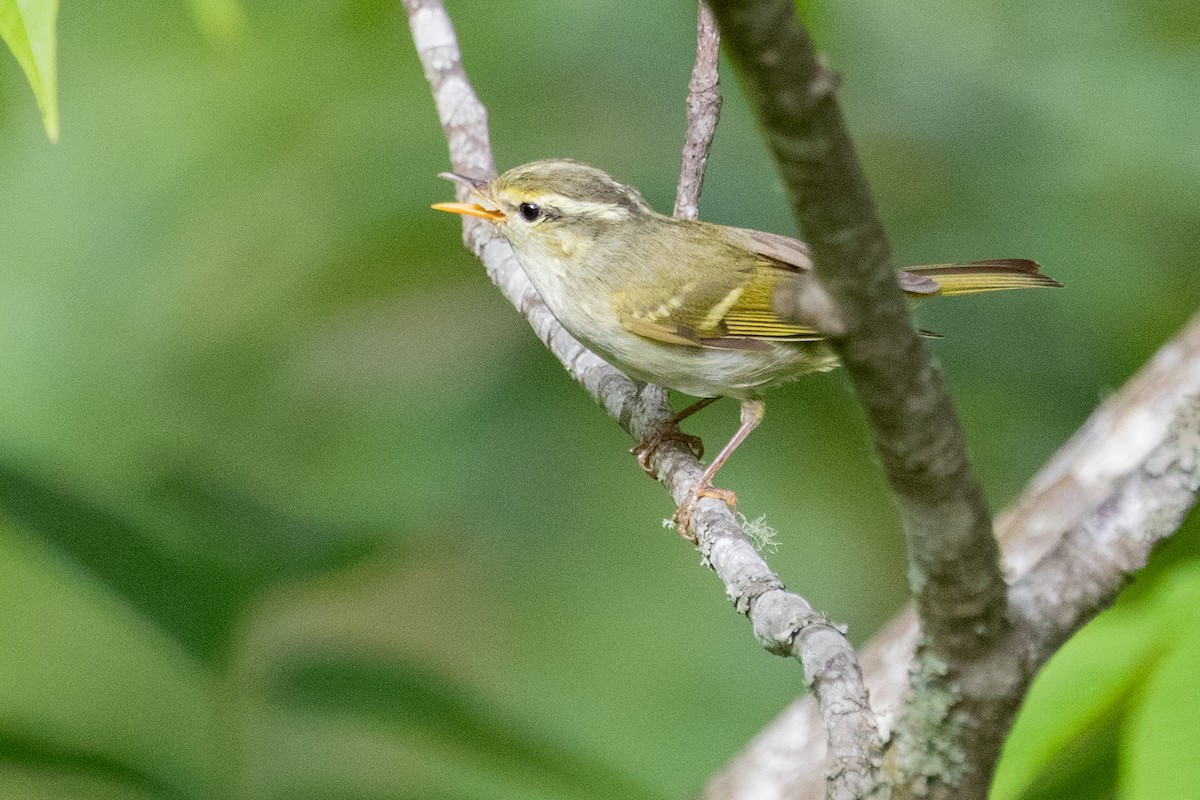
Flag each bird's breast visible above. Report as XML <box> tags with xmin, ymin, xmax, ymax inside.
<box><xmin>510</xmin><ymin>238</ymin><xmax>840</xmax><ymax>398</ymax></box>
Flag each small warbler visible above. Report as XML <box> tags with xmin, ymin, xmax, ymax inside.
<box><xmin>434</xmin><ymin>159</ymin><xmax>1060</xmax><ymax>537</ymax></box>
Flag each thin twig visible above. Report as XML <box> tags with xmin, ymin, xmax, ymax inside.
<box><xmin>675</xmin><ymin>1</ymin><xmax>723</xmax><ymax>220</ymax></box>
<box><xmin>403</xmin><ymin>4</ymin><xmax>879</xmax><ymax>795</ymax></box>
<box><xmin>671</xmin><ymin>7</ymin><xmax>880</xmax><ymax>796</ymax></box>
<box><xmin>706</xmin><ymin>313</ymin><xmax>1200</xmax><ymax>800</ymax></box>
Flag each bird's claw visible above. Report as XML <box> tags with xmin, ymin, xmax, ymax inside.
<box><xmin>631</xmin><ymin>425</ymin><xmax>705</xmax><ymax>479</ymax></box>
<box><xmin>673</xmin><ymin>484</ymin><xmax>739</xmax><ymax>543</ymax></box>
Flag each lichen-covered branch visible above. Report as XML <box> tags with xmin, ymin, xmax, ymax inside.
<box><xmin>403</xmin><ymin>3</ymin><xmax>879</xmax><ymax>795</ymax></box>
<box><xmin>706</xmin><ymin>0</ymin><xmax>1006</xmax><ymax>662</ymax></box>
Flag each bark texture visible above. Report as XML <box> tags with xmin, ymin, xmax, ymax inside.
<box><xmin>675</xmin><ymin>2</ymin><xmax>723</xmax><ymax>221</ymax></box>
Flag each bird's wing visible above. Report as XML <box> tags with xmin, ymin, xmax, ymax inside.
<box><xmin>611</xmin><ymin>224</ymin><xmax>1028</xmax><ymax>349</ymax></box>
<box><xmin>612</xmin><ymin>226</ymin><xmax>832</xmax><ymax>350</ymax></box>
<box><xmin>724</xmin><ymin>224</ymin><xmax>949</xmax><ymax>294</ymax></box>
<box><xmin>720</xmin><ymin>226</ymin><xmax>814</xmax><ymax>270</ymax></box>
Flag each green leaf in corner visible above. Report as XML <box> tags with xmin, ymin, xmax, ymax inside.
<box><xmin>992</xmin><ymin>597</ymin><xmax>1162</xmax><ymax>800</ymax></box>
<box><xmin>1120</xmin><ymin>566</ymin><xmax>1200</xmax><ymax>799</ymax></box>
<box><xmin>994</xmin><ymin>563</ymin><xmax>1200</xmax><ymax>800</ymax></box>
<box><xmin>0</xmin><ymin>0</ymin><xmax>59</xmax><ymax>142</ymax></box>
<box><xmin>1122</xmin><ymin>625</ymin><xmax>1200</xmax><ymax>799</ymax></box>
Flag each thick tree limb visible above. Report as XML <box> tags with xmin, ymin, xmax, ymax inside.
<box><xmin>706</xmin><ymin>312</ymin><xmax>1200</xmax><ymax>799</ymax></box>
<box><xmin>706</xmin><ymin>0</ymin><xmax>1006</xmax><ymax>662</ymax></box>
<box><xmin>1008</xmin><ymin>314</ymin><xmax>1200</xmax><ymax>662</ymax></box>
<box><xmin>403</xmin><ymin>2</ymin><xmax>880</xmax><ymax>795</ymax></box>
<box><xmin>706</xmin><ymin>1</ymin><xmax>1020</xmax><ymax>794</ymax></box>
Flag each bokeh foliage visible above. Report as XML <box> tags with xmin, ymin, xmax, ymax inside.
<box><xmin>0</xmin><ymin>0</ymin><xmax>58</xmax><ymax>140</ymax></box>
<box><xmin>0</xmin><ymin>0</ymin><xmax>1196</xmax><ymax>798</ymax></box>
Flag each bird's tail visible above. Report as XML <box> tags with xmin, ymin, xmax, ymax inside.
<box><xmin>901</xmin><ymin>259</ymin><xmax>1062</xmax><ymax>296</ymax></box>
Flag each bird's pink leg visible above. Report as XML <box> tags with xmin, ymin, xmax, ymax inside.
<box><xmin>673</xmin><ymin>398</ymin><xmax>766</xmax><ymax>542</ymax></box>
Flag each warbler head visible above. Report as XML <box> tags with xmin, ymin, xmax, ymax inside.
<box><xmin>433</xmin><ymin>160</ymin><xmax>659</xmax><ymax>266</ymax></box>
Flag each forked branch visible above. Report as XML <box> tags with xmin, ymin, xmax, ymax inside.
<box><xmin>706</xmin><ymin>313</ymin><xmax>1200</xmax><ymax>799</ymax></box>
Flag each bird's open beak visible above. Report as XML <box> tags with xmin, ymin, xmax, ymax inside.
<box><xmin>431</xmin><ymin>201</ymin><xmax>506</xmax><ymax>221</ymax></box>
<box><xmin>432</xmin><ymin>171</ymin><xmax>506</xmax><ymax>221</ymax></box>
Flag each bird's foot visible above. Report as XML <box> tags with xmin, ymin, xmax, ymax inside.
<box><xmin>631</xmin><ymin>397</ymin><xmax>719</xmax><ymax>479</ymax></box>
<box><xmin>672</xmin><ymin>483</ymin><xmax>739</xmax><ymax>543</ymax></box>
<box><xmin>631</xmin><ymin>424</ymin><xmax>704</xmax><ymax>480</ymax></box>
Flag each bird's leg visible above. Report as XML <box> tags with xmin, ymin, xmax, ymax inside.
<box><xmin>673</xmin><ymin>398</ymin><xmax>765</xmax><ymax>542</ymax></box>
<box><xmin>631</xmin><ymin>396</ymin><xmax>719</xmax><ymax>478</ymax></box>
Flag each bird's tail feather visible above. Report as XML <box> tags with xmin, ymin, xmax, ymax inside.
<box><xmin>902</xmin><ymin>259</ymin><xmax>1062</xmax><ymax>296</ymax></box>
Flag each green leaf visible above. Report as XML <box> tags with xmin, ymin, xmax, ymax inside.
<box><xmin>1122</xmin><ymin>627</ymin><xmax>1200</xmax><ymax>798</ymax></box>
<box><xmin>1120</xmin><ymin>568</ymin><xmax>1200</xmax><ymax>799</ymax></box>
<box><xmin>0</xmin><ymin>0</ymin><xmax>59</xmax><ymax>141</ymax></box>
<box><xmin>998</xmin><ymin>710</ymin><xmax>1121</xmax><ymax>800</ymax></box>
<box><xmin>994</xmin><ymin>564</ymin><xmax>1200</xmax><ymax>800</ymax></box>
<box><xmin>0</xmin><ymin>730</ymin><xmax>180</xmax><ymax>800</ymax></box>
<box><xmin>0</xmin><ymin>460</ymin><xmax>388</xmax><ymax>662</ymax></box>
<box><xmin>0</xmin><ymin>461</ymin><xmax>247</xmax><ymax>661</ymax></box>
<box><xmin>991</xmin><ymin>600</ymin><xmax>1162</xmax><ymax>799</ymax></box>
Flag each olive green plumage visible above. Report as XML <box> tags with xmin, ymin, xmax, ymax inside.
<box><xmin>435</xmin><ymin>159</ymin><xmax>1059</xmax><ymax>400</ymax></box>
<box><xmin>433</xmin><ymin>159</ymin><xmax>1060</xmax><ymax>534</ymax></box>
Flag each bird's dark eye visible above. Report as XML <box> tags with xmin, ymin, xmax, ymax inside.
<box><xmin>517</xmin><ymin>202</ymin><xmax>542</xmax><ymax>222</ymax></box>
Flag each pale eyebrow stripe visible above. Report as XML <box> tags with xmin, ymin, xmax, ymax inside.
<box><xmin>535</xmin><ymin>193</ymin><xmax>634</xmax><ymax>221</ymax></box>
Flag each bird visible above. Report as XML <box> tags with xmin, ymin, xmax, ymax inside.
<box><xmin>433</xmin><ymin>159</ymin><xmax>1061</xmax><ymax>539</ymax></box>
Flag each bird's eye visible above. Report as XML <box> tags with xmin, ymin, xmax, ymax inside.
<box><xmin>517</xmin><ymin>202</ymin><xmax>542</xmax><ymax>222</ymax></box>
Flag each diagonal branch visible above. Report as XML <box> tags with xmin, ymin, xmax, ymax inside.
<box><xmin>707</xmin><ymin>0</ymin><xmax>1005</xmax><ymax>666</ymax></box>
<box><xmin>403</xmin><ymin>2</ymin><xmax>880</xmax><ymax>796</ymax></box>
<box><xmin>1008</xmin><ymin>313</ymin><xmax>1200</xmax><ymax>662</ymax></box>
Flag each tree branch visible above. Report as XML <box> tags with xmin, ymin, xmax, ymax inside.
<box><xmin>1008</xmin><ymin>313</ymin><xmax>1200</xmax><ymax>662</ymax></box>
<box><xmin>705</xmin><ymin>608</ymin><xmax>917</xmax><ymax>800</ymax></box>
<box><xmin>403</xmin><ymin>3</ymin><xmax>881</xmax><ymax>795</ymax></box>
<box><xmin>706</xmin><ymin>312</ymin><xmax>1200</xmax><ymax>799</ymax></box>
<box><xmin>707</xmin><ymin>0</ymin><xmax>1006</xmax><ymax>663</ymax></box>
<box><xmin>675</xmin><ymin>1</ymin><xmax>722</xmax><ymax>221</ymax></box>
<box><xmin>705</xmin><ymin>1</ymin><xmax>1019</xmax><ymax>794</ymax></box>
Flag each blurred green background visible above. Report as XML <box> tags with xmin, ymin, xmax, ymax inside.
<box><xmin>0</xmin><ymin>0</ymin><xmax>1197</xmax><ymax>798</ymax></box>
